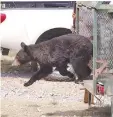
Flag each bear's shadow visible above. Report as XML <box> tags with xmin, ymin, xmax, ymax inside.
<box><xmin>1</xmin><ymin>59</ymin><xmax>93</xmax><ymax>82</ymax></box>
<box><xmin>1</xmin><ymin>60</ymin><xmax>34</xmax><ymax>78</ymax></box>
<box><xmin>1</xmin><ymin>60</ymin><xmax>75</xmax><ymax>82</ymax></box>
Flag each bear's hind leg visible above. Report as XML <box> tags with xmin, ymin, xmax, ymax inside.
<box><xmin>70</xmin><ymin>57</ymin><xmax>92</xmax><ymax>83</ymax></box>
<box><xmin>56</xmin><ymin>64</ymin><xmax>75</xmax><ymax>81</ymax></box>
<box><xmin>24</xmin><ymin>65</ymin><xmax>52</xmax><ymax>87</ymax></box>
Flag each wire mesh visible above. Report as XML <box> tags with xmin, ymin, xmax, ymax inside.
<box><xmin>97</xmin><ymin>11</ymin><xmax>113</xmax><ymax>69</ymax></box>
<box><xmin>79</xmin><ymin>7</ymin><xmax>93</xmax><ymax>38</ymax></box>
<box><xmin>78</xmin><ymin>7</ymin><xmax>113</xmax><ymax>69</ymax></box>
<box><xmin>77</xmin><ymin>6</ymin><xmax>113</xmax><ymax>106</ymax></box>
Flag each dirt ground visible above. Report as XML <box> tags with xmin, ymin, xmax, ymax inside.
<box><xmin>1</xmin><ymin>98</ymin><xmax>111</xmax><ymax>117</ymax></box>
<box><xmin>0</xmin><ymin>55</ymin><xmax>111</xmax><ymax>117</ymax></box>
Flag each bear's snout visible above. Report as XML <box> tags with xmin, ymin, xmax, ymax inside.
<box><xmin>12</xmin><ymin>58</ymin><xmax>20</xmax><ymax>66</ymax></box>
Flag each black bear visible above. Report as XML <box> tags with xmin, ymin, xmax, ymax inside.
<box><xmin>12</xmin><ymin>34</ymin><xmax>93</xmax><ymax>87</ymax></box>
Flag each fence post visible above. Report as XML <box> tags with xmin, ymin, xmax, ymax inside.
<box><xmin>76</xmin><ymin>7</ymin><xmax>79</xmax><ymax>34</ymax></box>
<box><xmin>92</xmin><ymin>8</ymin><xmax>98</xmax><ymax>93</ymax></box>
<box><xmin>111</xmin><ymin>96</ymin><xmax>113</xmax><ymax>117</ymax></box>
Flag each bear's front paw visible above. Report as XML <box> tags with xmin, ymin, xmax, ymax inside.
<box><xmin>24</xmin><ymin>82</ymin><xmax>31</xmax><ymax>87</ymax></box>
<box><xmin>74</xmin><ymin>79</ymin><xmax>83</xmax><ymax>84</ymax></box>
<box><xmin>71</xmin><ymin>76</ymin><xmax>76</xmax><ymax>81</ymax></box>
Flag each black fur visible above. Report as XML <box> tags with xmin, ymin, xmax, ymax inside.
<box><xmin>15</xmin><ymin>34</ymin><xmax>93</xmax><ymax>86</ymax></box>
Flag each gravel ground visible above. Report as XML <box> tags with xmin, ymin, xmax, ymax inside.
<box><xmin>1</xmin><ymin>55</ymin><xmax>111</xmax><ymax>117</ymax></box>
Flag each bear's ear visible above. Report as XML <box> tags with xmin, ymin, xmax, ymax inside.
<box><xmin>20</xmin><ymin>42</ymin><xmax>33</xmax><ymax>59</ymax></box>
<box><xmin>21</xmin><ymin>42</ymin><xmax>26</xmax><ymax>49</ymax></box>
<box><xmin>20</xmin><ymin>42</ymin><xmax>29</xmax><ymax>53</ymax></box>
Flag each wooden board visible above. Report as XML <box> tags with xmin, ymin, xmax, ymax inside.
<box><xmin>83</xmin><ymin>80</ymin><xmax>94</xmax><ymax>94</ymax></box>
<box><xmin>84</xmin><ymin>89</ymin><xmax>94</xmax><ymax>104</ymax></box>
<box><xmin>83</xmin><ymin>80</ymin><xmax>94</xmax><ymax>104</ymax></box>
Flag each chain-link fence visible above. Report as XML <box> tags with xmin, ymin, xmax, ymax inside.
<box><xmin>76</xmin><ymin>3</ymin><xmax>113</xmax><ymax>110</ymax></box>
<box><xmin>77</xmin><ymin>6</ymin><xmax>113</xmax><ymax>69</ymax></box>
<box><xmin>78</xmin><ymin>7</ymin><xmax>93</xmax><ymax>38</ymax></box>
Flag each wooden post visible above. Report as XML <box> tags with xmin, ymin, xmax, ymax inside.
<box><xmin>84</xmin><ymin>89</ymin><xmax>94</xmax><ymax>104</ymax></box>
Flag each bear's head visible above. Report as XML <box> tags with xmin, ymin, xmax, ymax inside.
<box><xmin>12</xmin><ymin>42</ymin><xmax>32</xmax><ymax>66</ymax></box>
